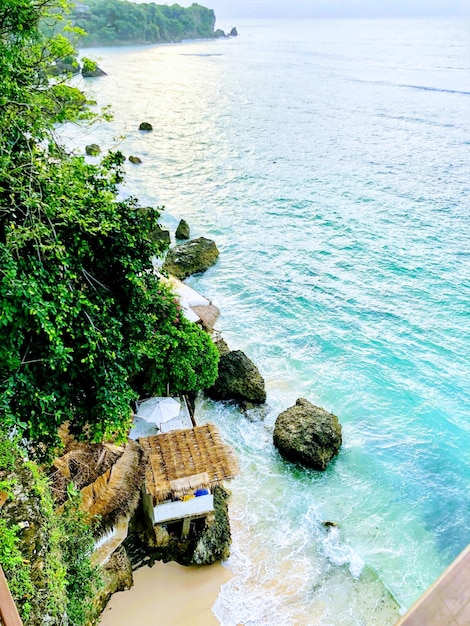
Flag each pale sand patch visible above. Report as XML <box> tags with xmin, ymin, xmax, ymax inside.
<box><xmin>99</xmin><ymin>561</ymin><xmax>232</xmax><ymax>626</ymax></box>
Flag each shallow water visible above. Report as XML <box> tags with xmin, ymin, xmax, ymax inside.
<box><xmin>65</xmin><ymin>17</ymin><xmax>470</xmax><ymax>625</ymax></box>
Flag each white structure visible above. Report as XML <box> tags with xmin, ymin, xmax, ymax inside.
<box><xmin>130</xmin><ymin>395</ymin><xmax>192</xmax><ymax>439</ymax></box>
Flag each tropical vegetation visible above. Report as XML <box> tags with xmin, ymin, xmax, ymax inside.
<box><xmin>74</xmin><ymin>0</ymin><xmax>217</xmax><ymax>46</ymax></box>
<box><xmin>0</xmin><ymin>0</ymin><xmax>219</xmax><ymax>622</ymax></box>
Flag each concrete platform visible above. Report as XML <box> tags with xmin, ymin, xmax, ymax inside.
<box><xmin>396</xmin><ymin>545</ymin><xmax>470</xmax><ymax>626</ymax></box>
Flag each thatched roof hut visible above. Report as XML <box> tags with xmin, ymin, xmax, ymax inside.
<box><xmin>51</xmin><ymin>439</ymin><xmax>147</xmax><ymax>537</ymax></box>
<box><xmin>140</xmin><ymin>423</ymin><xmax>238</xmax><ymax>505</ymax></box>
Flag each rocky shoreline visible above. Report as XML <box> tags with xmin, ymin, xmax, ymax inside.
<box><xmin>91</xmin><ymin>220</ymin><xmax>344</xmax><ymax>617</ymax></box>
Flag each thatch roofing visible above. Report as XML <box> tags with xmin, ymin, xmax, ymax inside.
<box><xmin>140</xmin><ymin>424</ymin><xmax>238</xmax><ymax>504</ymax></box>
<box><xmin>50</xmin><ymin>442</ymin><xmax>124</xmax><ymax>505</ymax></box>
<box><xmin>51</xmin><ymin>439</ymin><xmax>147</xmax><ymax>537</ymax></box>
<box><xmin>79</xmin><ymin>440</ymin><xmax>146</xmax><ymax>535</ymax></box>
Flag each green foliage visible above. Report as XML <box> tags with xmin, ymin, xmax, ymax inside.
<box><xmin>82</xmin><ymin>56</ymin><xmax>98</xmax><ymax>73</ymax></box>
<box><xmin>0</xmin><ymin>430</ymin><xmax>101</xmax><ymax>625</ymax></box>
<box><xmin>0</xmin><ymin>0</ymin><xmax>219</xmax><ymax>451</ymax></box>
<box><xmin>75</xmin><ymin>0</ymin><xmax>216</xmax><ymax>46</ymax></box>
<box><xmin>59</xmin><ymin>494</ymin><xmax>102</xmax><ymax>625</ymax></box>
<box><xmin>0</xmin><ymin>519</ymin><xmax>35</xmax><ymax>620</ymax></box>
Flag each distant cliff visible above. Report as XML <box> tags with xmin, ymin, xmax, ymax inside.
<box><xmin>74</xmin><ymin>1</ymin><xmax>219</xmax><ymax>46</ymax></box>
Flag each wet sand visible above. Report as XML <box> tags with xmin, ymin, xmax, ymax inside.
<box><xmin>99</xmin><ymin>561</ymin><xmax>232</xmax><ymax>626</ymax></box>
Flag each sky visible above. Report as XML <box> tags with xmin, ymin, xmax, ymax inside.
<box><xmin>140</xmin><ymin>0</ymin><xmax>470</xmax><ymax>19</ymax></box>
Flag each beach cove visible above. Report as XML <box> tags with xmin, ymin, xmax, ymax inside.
<box><xmin>65</xmin><ymin>16</ymin><xmax>470</xmax><ymax>626</ymax></box>
<box><xmin>100</xmin><ymin>561</ymin><xmax>232</xmax><ymax>625</ymax></box>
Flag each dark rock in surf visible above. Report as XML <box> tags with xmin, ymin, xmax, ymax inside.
<box><xmin>273</xmin><ymin>398</ymin><xmax>342</xmax><ymax>471</ymax></box>
<box><xmin>139</xmin><ymin>122</ymin><xmax>153</xmax><ymax>131</ymax></box>
<box><xmin>207</xmin><ymin>349</ymin><xmax>266</xmax><ymax>404</ymax></box>
<box><xmin>162</xmin><ymin>237</ymin><xmax>219</xmax><ymax>279</ymax></box>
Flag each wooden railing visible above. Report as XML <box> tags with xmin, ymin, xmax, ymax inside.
<box><xmin>0</xmin><ymin>566</ymin><xmax>23</xmax><ymax>626</ymax></box>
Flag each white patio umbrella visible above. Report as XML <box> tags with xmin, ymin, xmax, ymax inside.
<box><xmin>137</xmin><ymin>397</ymin><xmax>180</xmax><ymax>425</ymax></box>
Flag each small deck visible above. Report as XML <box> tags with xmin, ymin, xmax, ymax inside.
<box><xmin>396</xmin><ymin>544</ymin><xmax>470</xmax><ymax>626</ymax></box>
<box><xmin>153</xmin><ymin>494</ymin><xmax>214</xmax><ymax>525</ymax></box>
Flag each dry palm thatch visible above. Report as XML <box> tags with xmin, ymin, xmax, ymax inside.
<box><xmin>169</xmin><ymin>472</ymin><xmax>210</xmax><ymax>500</ymax></box>
<box><xmin>79</xmin><ymin>439</ymin><xmax>147</xmax><ymax>537</ymax></box>
<box><xmin>50</xmin><ymin>441</ymin><xmax>124</xmax><ymax>505</ymax></box>
<box><xmin>140</xmin><ymin>423</ymin><xmax>238</xmax><ymax>504</ymax></box>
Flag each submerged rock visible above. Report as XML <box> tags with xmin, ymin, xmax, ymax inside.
<box><xmin>85</xmin><ymin>143</ymin><xmax>101</xmax><ymax>156</ymax></box>
<box><xmin>273</xmin><ymin>398</ymin><xmax>342</xmax><ymax>470</ymax></box>
<box><xmin>129</xmin><ymin>155</ymin><xmax>142</xmax><ymax>164</ymax></box>
<box><xmin>162</xmin><ymin>237</ymin><xmax>219</xmax><ymax>279</ymax></box>
<box><xmin>207</xmin><ymin>349</ymin><xmax>266</xmax><ymax>404</ymax></box>
<box><xmin>139</xmin><ymin>122</ymin><xmax>153</xmax><ymax>131</ymax></box>
<box><xmin>175</xmin><ymin>218</ymin><xmax>190</xmax><ymax>240</ymax></box>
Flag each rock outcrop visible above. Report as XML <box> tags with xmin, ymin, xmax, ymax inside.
<box><xmin>175</xmin><ymin>218</ymin><xmax>190</xmax><ymax>240</ymax></box>
<box><xmin>229</xmin><ymin>27</ymin><xmax>238</xmax><ymax>36</ymax></box>
<box><xmin>273</xmin><ymin>398</ymin><xmax>342</xmax><ymax>470</ymax></box>
<box><xmin>85</xmin><ymin>143</ymin><xmax>101</xmax><ymax>156</ymax></box>
<box><xmin>93</xmin><ymin>546</ymin><xmax>133</xmax><ymax>614</ymax></box>
<box><xmin>149</xmin><ymin>224</ymin><xmax>171</xmax><ymax>246</ymax></box>
<box><xmin>82</xmin><ymin>65</ymin><xmax>107</xmax><ymax>77</ymax></box>
<box><xmin>139</xmin><ymin>122</ymin><xmax>153</xmax><ymax>131</ymax></box>
<box><xmin>207</xmin><ymin>346</ymin><xmax>266</xmax><ymax>404</ymax></box>
<box><xmin>48</xmin><ymin>59</ymin><xmax>81</xmax><ymax>76</ymax></box>
<box><xmin>129</xmin><ymin>155</ymin><xmax>142</xmax><ymax>164</ymax></box>
<box><xmin>162</xmin><ymin>237</ymin><xmax>219</xmax><ymax>279</ymax></box>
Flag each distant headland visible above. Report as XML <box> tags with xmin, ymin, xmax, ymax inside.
<box><xmin>73</xmin><ymin>0</ymin><xmax>238</xmax><ymax>47</ymax></box>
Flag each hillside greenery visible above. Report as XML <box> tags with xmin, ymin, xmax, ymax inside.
<box><xmin>0</xmin><ymin>0</ymin><xmax>219</xmax><ymax>621</ymax></box>
<box><xmin>1</xmin><ymin>0</ymin><xmax>218</xmax><ymax>451</ymax></box>
<box><xmin>75</xmin><ymin>0</ymin><xmax>217</xmax><ymax>46</ymax></box>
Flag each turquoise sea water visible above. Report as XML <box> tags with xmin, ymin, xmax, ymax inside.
<box><xmin>67</xmin><ymin>18</ymin><xmax>469</xmax><ymax>625</ymax></box>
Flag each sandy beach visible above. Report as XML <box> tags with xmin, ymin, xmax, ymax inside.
<box><xmin>99</xmin><ymin>560</ymin><xmax>232</xmax><ymax>626</ymax></box>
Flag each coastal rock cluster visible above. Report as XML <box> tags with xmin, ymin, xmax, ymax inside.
<box><xmin>208</xmin><ymin>344</ymin><xmax>266</xmax><ymax>404</ymax></box>
<box><xmin>273</xmin><ymin>398</ymin><xmax>342</xmax><ymax>470</ymax></box>
<box><xmin>162</xmin><ymin>236</ymin><xmax>219</xmax><ymax>279</ymax></box>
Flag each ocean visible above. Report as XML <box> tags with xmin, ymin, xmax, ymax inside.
<box><xmin>66</xmin><ymin>17</ymin><xmax>470</xmax><ymax>625</ymax></box>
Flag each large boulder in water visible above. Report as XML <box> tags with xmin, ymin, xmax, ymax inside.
<box><xmin>273</xmin><ymin>398</ymin><xmax>342</xmax><ymax>470</ymax></box>
<box><xmin>207</xmin><ymin>349</ymin><xmax>266</xmax><ymax>404</ymax></box>
<box><xmin>162</xmin><ymin>237</ymin><xmax>219</xmax><ymax>279</ymax></box>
